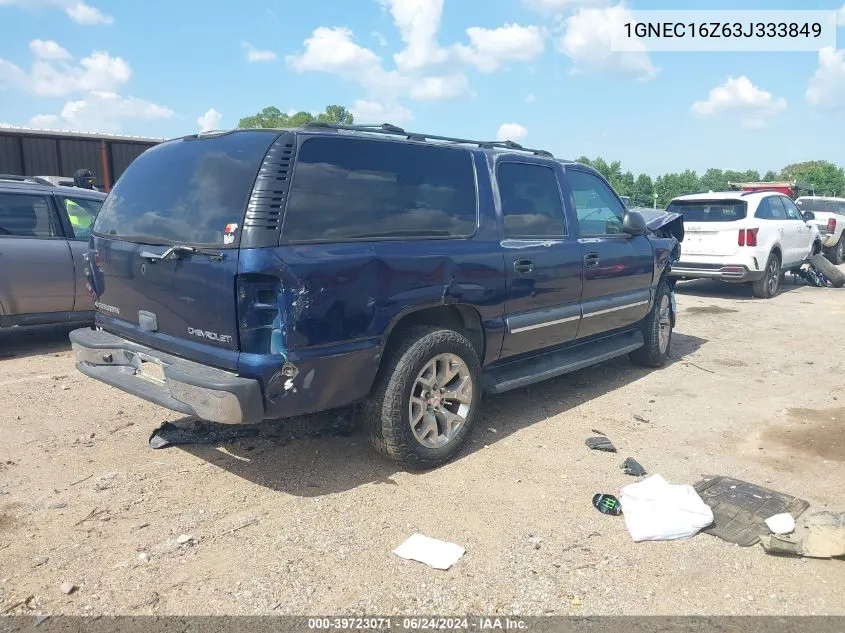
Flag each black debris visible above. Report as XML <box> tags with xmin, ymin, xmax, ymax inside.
<box><xmin>620</xmin><ymin>457</ymin><xmax>646</xmax><ymax>477</ymax></box>
<box><xmin>149</xmin><ymin>420</ymin><xmax>261</xmax><ymax>449</ymax></box>
<box><xmin>585</xmin><ymin>436</ymin><xmax>617</xmax><ymax>453</ymax></box>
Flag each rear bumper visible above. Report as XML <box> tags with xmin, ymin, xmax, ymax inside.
<box><xmin>669</xmin><ymin>263</ymin><xmax>765</xmax><ymax>282</ymax></box>
<box><xmin>70</xmin><ymin>328</ymin><xmax>264</xmax><ymax>424</ymax></box>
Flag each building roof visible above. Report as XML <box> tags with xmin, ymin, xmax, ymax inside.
<box><xmin>0</xmin><ymin>126</ymin><xmax>165</xmax><ymax>143</ymax></box>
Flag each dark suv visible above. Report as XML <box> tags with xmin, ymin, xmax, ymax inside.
<box><xmin>71</xmin><ymin>124</ymin><xmax>683</xmax><ymax>468</ymax></box>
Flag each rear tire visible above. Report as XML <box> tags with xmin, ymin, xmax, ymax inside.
<box><xmin>825</xmin><ymin>238</ymin><xmax>845</xmax><ymax>265</ymax></box>
<box><xmin>752</xmin><ymin>253</ymin><xmax>781</xmax><ymax>299</ymax></box>
<box><xmin>809</xmin><ymin>253</ymin><xmax>845</xmax><ymax>288</ymax></box>
<box><xmin>629</xmin><ymin>280</ymin><xmax>672</xmax><ymax>368</ymax></box>
<box><xmin>363</xmin><ymin>326</ymin><xmax>482</xmax><ymax>469</ymax></box>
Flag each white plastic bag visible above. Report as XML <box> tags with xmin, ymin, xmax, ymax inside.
<box><xmin>619</xmin><ymin>474</ymin><xmax>714</xmax><ymax>542</ymax></box>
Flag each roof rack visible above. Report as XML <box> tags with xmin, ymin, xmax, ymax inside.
<box><xmin>302</xmin><ymin>122</ymin><xmax>555</xmax><ymax>158</ymax></box>
<box><xmin>0</xmin><ymin>174</ymin><xmax>55</xmax><ymax>186</ymax></box>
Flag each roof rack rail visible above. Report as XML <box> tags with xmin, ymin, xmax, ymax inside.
<box><xmin>0</xmin><ymin>174</ymin><xmax>55</xmax><ymax>186</ymax></box>
<box><xmin>302</xmin><ymin>122</ymin><xmax>555</xmax><ymax>158</ymax></box>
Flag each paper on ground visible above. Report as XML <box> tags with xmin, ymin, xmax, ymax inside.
<box><xmin>619</xmin><ymin>474</ymin><xmax>714</xmax><ymax>542</ymax></box>
<box><xmin>393</xmin><ymin>533</ymin><xmax>465</xmax><ymax>570</ymax></box>
<box><xmin>765</xmin><ymin>512</ymin><xmax>796</xmax><ymax>535</ymax></box>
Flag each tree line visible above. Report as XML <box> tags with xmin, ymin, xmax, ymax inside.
<box><xmin>237</xmin><ymin>105</ymin><xmax>845</xmax><ymax>209</ymax></box>
<box><xmin>575</xmin><ymin>157</ymin><xmax>845</xmax><ymax>208</ymax></box>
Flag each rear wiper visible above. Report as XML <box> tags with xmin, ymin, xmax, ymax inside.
<box><xmin>139</xmin><ymin>245</ymin><xmax>225</xmax><ymax>262</ymax></box>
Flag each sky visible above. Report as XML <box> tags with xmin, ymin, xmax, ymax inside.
<box><xmin>1</xmin><ymin>0</ymin><xmax>845</xmax><ymax>177</ymax></box>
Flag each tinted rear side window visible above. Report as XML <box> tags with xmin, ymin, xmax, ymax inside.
<box><xmin>94</xmin><ymin>131</ymin><xmax>279</xmax><ymax>247</ymax></box>
<box><xmin>283</xmin><ymin>137</ymin><xmax>477</xmax><ymax>242</ymax></box>
<box><xmin>666</xmin><ymin>199</ymin><xmax>747</xmax><ymax>222</ymax></box>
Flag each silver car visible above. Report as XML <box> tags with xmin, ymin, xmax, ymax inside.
<box><xmin>0</xmin><ymin>175</ymin><xmax>106</xmax><ymax>327</ymax></box>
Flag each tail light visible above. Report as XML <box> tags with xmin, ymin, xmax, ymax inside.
<box><xmin>236</xmin><ymin>274</ymin><xmax>283</xmax><ymax>354</ymax></box>
<box><xmin>738</xmin><ymin>228</ymin><xmax>758</xmax><ymax>247</ymax></box>
<box><xmin>828</xmin><ymin>218</ymin><xmax>837</xmax><ymax>233</ymax></box>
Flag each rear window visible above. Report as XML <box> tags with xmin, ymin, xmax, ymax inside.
<box><xmin>797</xmin><ymin>198</ymin><xmax>845</xmax><ymax>214</ymax></box>
<box><xmin>666</xmin><ymin>199</ymin><xmax>747</xmax><ymax>222</ymax></box>
<box><xmin>282</xmin><ymin>137</ymin><xmax>477</xmax><ymax>242</ymax></box>
<box><xmin>94</xmin><ymin>131</ymin><xmax>279</xmax><ymax>247</ymax></box>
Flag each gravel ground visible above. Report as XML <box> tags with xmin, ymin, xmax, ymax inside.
<box><xmin>1</xmin><ymin>276</ymin><xmax>843</xmax><ymax>616</ymax></box>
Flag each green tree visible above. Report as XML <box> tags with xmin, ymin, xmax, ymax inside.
<box><xmin>780</xmin><ymin>160</ymin><xmax>845</xmax><ymax>196</ymax></box>
<box><xmin>699</xmin><ymin>168</ymin><xmax>727</xmax><ymax>192</ymax></box>
<box><xmin>238</xmin><ymin>104</ymin><xmax>353</xmax><ymax>129</ymax></box>
<box><xmin>633</xmin><ymin>173</ymin><xmax>653</xmax><ymax>207</ymax></box>
<box><xmin>763</xmin><ymin>170</ymin><xmax>779</xmax><ymax>181</ymax></box>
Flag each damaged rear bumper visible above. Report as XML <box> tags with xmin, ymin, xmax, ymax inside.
<box><xmin>70</xmin><ymin>328</ymin><xmax>265</xmax><ymax>424</ymax></box>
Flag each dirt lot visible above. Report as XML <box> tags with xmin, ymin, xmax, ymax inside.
<box><xmin>1</xmin><ymin>277</ymin><xmax>844</xmax><ymax>616</ymax></box>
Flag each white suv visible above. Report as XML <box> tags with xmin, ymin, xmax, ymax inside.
<box><xmin>667</xmin><ymin>191</ymin><xmax>822</xmax><ymax>298</ymax></box>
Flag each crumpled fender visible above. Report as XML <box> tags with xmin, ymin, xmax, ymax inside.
<box><xmin>637</xmin><ymin>209</ymin><xmax>685</xmax><ymax>243</ymax></box>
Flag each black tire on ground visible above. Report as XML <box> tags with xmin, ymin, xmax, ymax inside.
<box><xmin>825</xmin><ymin>238</ymin><xmax>845</xmax><ymax>265</ymax></box>
<box><xmin>809</xmin><ymin>253</ymin><xmax>845</xmax><ymax>288</ymax></box>
<box><xmin>362</xmin><ymin>326</ymin><xmax>482</xmax><ymax>469</ymax></box>
<box><xmin>752</xmin><ymin>252</ymin><xmax>781</xmax><ymax>299</ymax></box>
<box><xmin>629</xmin><ymin>280</ymin><xmax>672</xmax><ymax>368</ymax></box>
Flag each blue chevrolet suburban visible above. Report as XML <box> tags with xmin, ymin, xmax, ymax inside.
<box><xmin>70</xmin><ymin>123</ymin><xmax>683</xmax><ymax>468</ymax></box>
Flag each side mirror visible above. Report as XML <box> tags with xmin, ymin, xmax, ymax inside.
<box><xmin>622</xmin><ymin>210</ymin><xmax>648</xmax><ymax>237</ymax></box>
<box><xmin>802</xmin><ymin>211</ymin><xmax>815</xmax><ymax>222</ymax></box>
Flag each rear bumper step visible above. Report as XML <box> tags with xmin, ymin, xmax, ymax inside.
<box><xmin>70</xmin><ymin>328</ymin><xmax>264</xmax><ymax>424</ymax></box>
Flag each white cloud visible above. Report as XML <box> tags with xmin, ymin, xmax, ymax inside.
<box><xmin>0</xmin><ymin>43</ymin><xmax>131</xmax><ymax>97</ymax></box>
<box><xmin>409</xmin><ymin>74</ymin><xmax>470</xmax><ymax>101</ymax></box>
<box><xmin>197</xmin><ymin>108</ymin><xmax>222</xmax><ymax>132</ymax></box>
<box><xmin>350</xmin><ymin>99</ymin><xmax>413</xmax><ymax>125</ymax></box>
<box><xmin>522</xmin><ymin>0</ymin><xmax>608</xmax><ymax>13</ymax></box>
<box><xmin>0</xmin><ymin>0</ymin><xmax>113</xmax><ymax>25</ymax></box>
<box><xmin>0</xmin><ymin>122</ymin><xmax>14</xmax><ymax>128</ymax></box>
<box><xmin>242</xmin><ymin>42</ymin><xmax>277</xmax><ymax>63</ymax></box>
<box><xmin>31</xmin><ymin>91</ymin><xmax>173</xmax><ymax>133</ymax></box>
<box><xmin>383</xmin><ymin>0</ymin><xmax>449</xmax><ymax>71</ymax></box>
<box><xmin>65</xmin><ymin>1</ymin><xmax>112</xmax><ymax>25</ymax></box>
<box><xmin>806</xmin><ymin>47</ymin><xmax>845</xmax><ymax>110</ymax></box>
<box><xmin>287</xmin><ymin>26</ymin><xmax>383</xmax><ymax>75</ymax></box>
<box><xmin>692</xmin><ymin>76</ymin><xmax>786</xmax><ymax>127</ymax></box>
<box><xmin>525</xmin><ymin>92</ymin><xmax>537</xmax><ymax>103</ymax></box>
<box><xmin>558</xmin><ymin>4</ymin><xmax>658</xmax><ymax>81</ymax></box>
<box><xmin>497</xmin><ymin>123</ymin><xmax>528</xmax><ymax>142</ymax></box>
<box><xmin>287</xmin><ymin>26</ymin><xmax>469</xmax><ymax>102</ymax></box>
<box><xmin>837</xmin><ymin>3</ymin><xmax>845</xmax><ymax>26</ymax></box>
<box><xmin>453</xmin><ymin>24</ymin><xmax>545</xmax><ymax>73</ymax></box>
<box><xmin>29</xmin><ymin>114</ymin><xmax>59</xmax><ymax>127</ymax></box>
<box><xmin>30</xmin><ymin>39</ymin><xmax>71</xmax><ymax>60</ymax></box>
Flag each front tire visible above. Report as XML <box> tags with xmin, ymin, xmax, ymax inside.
<box><xmin>825</xmin><ymin>238</ymin><xmax>845</xmax><ymax>265</ymax></box>
<box><xmin>752</xmin><ymin>253</ymin><xmax>781</xmax><ymax>299</ymax></box>
<box><xmin>629</xmin><ymin>280</ymin><xmax>672</xmax><ymax>368</ymax></box>
<box><xmin>363</xmin><ymin>327</ymin><xmax>482</xmax><ymax>469</ymax></box>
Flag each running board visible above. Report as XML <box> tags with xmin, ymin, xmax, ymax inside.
<box><xmin>484</xmin><ymin>329</ymin><xmax>644</xmax><ymax>394</ymax></box>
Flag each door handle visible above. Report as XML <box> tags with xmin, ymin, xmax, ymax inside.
<box><xmin>584</xmin><ymin>253</ymin><xmax>600</xmax><ymax>267</ymax></box>
<box><xmin>513</xmin><ymin>258</ymin><xmax>534</xmax><ymax>274</ymax></box>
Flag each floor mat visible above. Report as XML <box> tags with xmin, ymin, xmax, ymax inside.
<box><xmin>693</xmin><ymin>475</ymin><xmax>810</xmax><ymax>547</ymax></box>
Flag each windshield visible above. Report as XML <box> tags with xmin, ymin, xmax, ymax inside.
<box><xmin>666</xmin><ymin>199</ymin><xmax>747</xmax><ymax>222</ymax></box>
<box><xmin>93</xmin><ymin>131</ymin><xmax>279</xmax><ymax>247</ymax></box>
